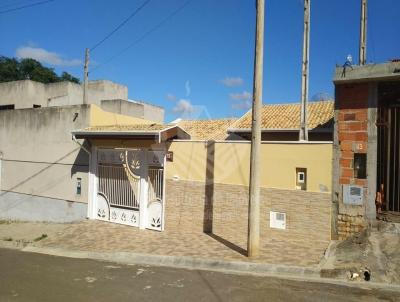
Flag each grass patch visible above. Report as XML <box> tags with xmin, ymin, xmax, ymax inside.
<box><xmin>33</xmin><ymin>234</ymin><xmax>48</xmax><ymax>242</ymax></box>
<box><xmin>0</xmin><ymin>220</ymin><xmax>12</xmax><ymax>225</ymax></box>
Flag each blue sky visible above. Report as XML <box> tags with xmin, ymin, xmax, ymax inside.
<box><xmin>1</xmin><ymin>0</ymin><xmax>399</xmax><ymax>121</ymax></box>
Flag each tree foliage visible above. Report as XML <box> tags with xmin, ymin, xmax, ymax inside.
<box><xmin>0</xmin><ymin>56</ymin><xmax>80</xmax><ymax>84</ymax></box>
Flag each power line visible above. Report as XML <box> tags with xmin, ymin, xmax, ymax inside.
<box><xmin>0</xmin><ymin>0</ymin><xmax>54</xmax><ymax>14</ymax></box>
<box><xmin>91</xmin><ymin>0</ymin><xmax>192</xmax><ymax>73</ymax></box>
<box><xmin>0</xmin><ymin>0</ymin><xmax>37</xmax><ymax>10</ymax></box>
<box><xmin>90</xmin><ymin>0</ymin><xmax>152</xmax><ymax>52</ymax></box>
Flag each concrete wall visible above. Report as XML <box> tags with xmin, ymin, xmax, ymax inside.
<box><xmin>130</xmin><ymin>100</ymin><xmax>165</xmax><ymax>123</ymax></box>
<box><xmin>0</xmin><ymin>80</ymin><xmax>164</xmax><ymax>122</ymax></box>
<box><xmin>0</xmin><ymin>105</ymin><xmax>91</xmax><ymax>221</ymax></box>
<box><xmin>0</xmin><ymin>191</ymin><xmax>86</xmax><ymax>222</ymax></box>
<box><xmin>101</xmin><ymin>99</ymin><xmax>144</xmax><ymax>120</ymax></box>
<box><xmin>90</xmin><ymin>105</ymin><xmax>155</xmax><ymax>126</ymax></box>
<box><xmin>88</xmin><ymin>80</ymin><xmax>128</xmax><ymax>106</ymax></box>
<box><xmin>0</xmin><ymin>80</ymin><xmax>128</xmax><ymax>109</ymax></box>
<box><xmin>47</xmin><ymin>81</ymin><xmax>83</xmax><ymax>107</ymax></box>
<box><xmin>166</xmin><ymin>141</ymin><xmax>332</xmax><ymax>193</ymax></box>
<box><xmin>0</xmin><ymin>80</ymin><xmax>47</xmax><ymax>109</ymax></box>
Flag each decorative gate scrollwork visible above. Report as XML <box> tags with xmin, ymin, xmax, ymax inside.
<box><xmin>147</xmin><ymin>167</ymin><xmax>164</xmax><ymax>231</ymax></box>
<box><xmin>95</xmin><ymin>149</ymin><xmax>165</xmax><ymax>231</ymax></box>
<box><xmin>97</xmin><ymin>149</ymin><xmax>143</xmax><ymax>227</ymax></box>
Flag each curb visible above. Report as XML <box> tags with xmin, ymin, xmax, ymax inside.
<box><xmin>20</xmin><ymin>245</ymin><xmax>400</xmax><ymax>291</ymax></box>
<box><xmin>22</xmin><ymin>245</ymin><xmax>319</xmax><ymax>277</ymax></box>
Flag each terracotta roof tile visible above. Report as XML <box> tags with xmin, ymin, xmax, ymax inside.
<box><xmin>177</xmin><ymin>118</ymin><xmax>237</xmax><ymax>140</ymax></box>
<box><xmin>84</xmin><ymin>123</ymin><xmax>174</xmax><ymax>132</ymax></box>
<box><xmin>230</xmin><ymin>101</ymin><xmax>334</xmax><ymax>130</ymax></box>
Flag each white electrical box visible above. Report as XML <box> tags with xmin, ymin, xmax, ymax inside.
<box><xmin>270</xmin><ymin>211</ymin><xmax>286</xmax><ymax>230</ymax></box>
<box><xmin>343</xmin><ymin>185</ymin><xmax>364</xmax><ymax>205</ymax></box>
<box><xmin>295</xmin><ymin>168</ymin><xmax>307</xmax><ymax>190</ymax></box>
<box><xmin>297</xmin><ymin>172</ymin><xmax>305</xmax><ymax>183</ymax></box>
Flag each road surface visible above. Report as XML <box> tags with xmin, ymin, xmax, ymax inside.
<box><xmin>0</xmin><ymin>248</ymin><xmax>397</xmax><ymax>302</ymax></box>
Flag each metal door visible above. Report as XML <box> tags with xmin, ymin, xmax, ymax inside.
<box><xmin>377</xmin><ymin>90</ymin><xmax>400</xmax><ymax>213</ymax></box>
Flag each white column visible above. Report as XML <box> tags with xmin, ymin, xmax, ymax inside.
<box><xmin>87</xmin><ymin>146</ymin><xmax>98</xmax><ymax>219</ymax></box>
<box><xmin>139</xmin><ymin>150</ymin><xmax>148</xmax><ymax>229</ymax></box>
<box><xmin>161</xmin><ymin>151</ymin><xmax>166</xmax><ymax>231</ymax></box>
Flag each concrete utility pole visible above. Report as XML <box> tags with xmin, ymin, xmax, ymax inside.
<box><xmin>299</xmin><ymin>0</ymin><xmax>310</xmax><ymax>141</ymax></box>
<box><xmin>359</xmin><ymin>0</ymin><xmax>367</xmax><ymax>65</ymax></box>
<box><xmin>83</xmin><ymin>48</ymin><xmax>90</xmax><ymax>105</ymax></box>
<box><xmin>247</xmin><ymin>0</ymin><xmax>264</xmax><ymax>258</ymax></box>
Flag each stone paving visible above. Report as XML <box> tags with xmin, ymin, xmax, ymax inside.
<box><xmin>24</xmin><ymin>220</ymin><xmax>330</xmax><ymax>267</ymax></box>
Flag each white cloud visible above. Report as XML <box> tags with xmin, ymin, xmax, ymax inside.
<box><xmin>185</xmin><ymin>80</ymin><xmax>191</xmax><ymax>97</ymax></box>
<box><xmin>229</xmin><ymin>90</ymin><xmax>252</xmax><ymax>110</ymax></box>
<box><xmin>166</xmin><ymin>93</ymin><xmax>177</xmax><ymax>101</ymax></box>
<box><xmin>16</xmin><ymin>46</ymin><xmax>82</xmax><ymax>67</ymax></box>
<box><xmin>231</xmin><ymin>100</ymin><xmax>252</xmax><ymax>110</ymax></box>
<box><xmin>220</xmin><ymin>77</ymin><xmax>244</xmax><ymax>87</ymax></box>
<box><xmin>229</xmin><ymin>91</ymin><xmax>252</xmax><ymax>101</ymax></box>
<box><xmin>173</xmin><ymin>99</ymin><xmax>195</xmax><ymax>116</ymax></box>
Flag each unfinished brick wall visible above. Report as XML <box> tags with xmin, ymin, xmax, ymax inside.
<box><xmin>165</xmin><ymin>179</ymin><xmax>331</xmax><ymax>248</ymax></box>
<box><xmin>336</xmin><ymin>83</ymin><xmax>370</xmax><ymax>239</ymax></box>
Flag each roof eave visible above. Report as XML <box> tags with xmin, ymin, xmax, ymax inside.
<box><xmin>71</xmin><ymin>130</ymin><xmax>160</xmax><ymax>140</ymax></box>
<box><xmin>227</xmin><ymin>128</ymin><xmax>333</xmax><ymax>133</ymax></box>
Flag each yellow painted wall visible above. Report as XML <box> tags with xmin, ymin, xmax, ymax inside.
<box><xmin>166</xmin><ymin>141</ymin><xmax>332</xmax><ymax>193</ymax></box>
<box><xmin>90</xmin><ymin>104</ymin><xmax>154</xmax><ymax>126</ymax></box>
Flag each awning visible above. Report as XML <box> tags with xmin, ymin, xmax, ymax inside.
<box><xmin>72</xmin><ymin>124</ymin><xmax>190</xmax><ymax>143</ymax></box>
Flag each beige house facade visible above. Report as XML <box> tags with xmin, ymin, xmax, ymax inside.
<box><xmin>0</xmin><ymin>84</ymin><xmax>334</xmax><ymax>250</ymax></box>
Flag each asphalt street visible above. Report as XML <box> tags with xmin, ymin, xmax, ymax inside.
<box><xmin>0</xmin><ymin>248</ymin><xmax>398</xmax><ymax>302</ymax></box>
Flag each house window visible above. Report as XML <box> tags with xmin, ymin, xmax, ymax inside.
<box><xmin>33</xmin><ymin>104</ymin><xmax>41</xmax><ymax>108</ymax></box>
<box><xmin>0</xmin><ymin>104</ymin><xmax>15</xmax><ymax>110</ymax></box>
<box><xmin>354</xmin><ymin>153</ymin><xmax>367</xmax><ymax>179</ymax></box>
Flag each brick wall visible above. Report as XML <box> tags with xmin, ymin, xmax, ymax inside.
<box><xmin>335</xmin><ymin>83</ymin><xmax>370</xmax><ymax>239</ymax></box>
<box><xmin>165</xmin><ymin>180</ymin><xmax>331</xmax><ymax>248</ymax></box>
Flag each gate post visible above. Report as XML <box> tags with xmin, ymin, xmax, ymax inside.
<box><xmin>87</xmin><ymin>146</ymin><xmax>98</xmax><ymax>219</ymax></box>
<box><xmin>139</xmin><ymin>150</ymin><xmax>149</xmax><ymax>229</ymax></box>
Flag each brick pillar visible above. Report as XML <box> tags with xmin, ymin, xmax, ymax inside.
<box><xmin>334</xmin><ymin>83</ymin><xmax>371</xmax><ymax>240</ymax></box>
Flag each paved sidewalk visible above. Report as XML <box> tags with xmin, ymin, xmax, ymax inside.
<box><xmin>1</xmin><ymin>220</ymin><xmax>329</xmax><ymax>267</ymax></box>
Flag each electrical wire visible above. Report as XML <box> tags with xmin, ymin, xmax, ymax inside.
<box><xmin>0</xmin><ymin>0</ymin><xmax>54</xmax><ymax>14</ymax></box>
<box><xmin>0</xmin><ymin>0</ymin><xmax>37</xmax><ymax>10</ymax></box>
<box><xmin>90</xmin><ymin>0</ymin><xmax>192</xmax><ymax>73</ymax></box>
<box><xmin>90</xmin><ymin>0</ymin><xmax>152</xmax><ymax>52</ymax></box>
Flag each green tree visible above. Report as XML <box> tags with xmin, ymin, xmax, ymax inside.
<box><xmin>60</xmin><ymin>72</ymin><xmax>80</xmax><ymax>84</ymax></box>
<box><xmin>0</xmin><ymin>57</ymin><xmax>21</xmax><ymax>82</ymax></box>
<box><xmin>19</xmin><ymin>58</ymin><xmax>59</xmax><ymax>83</ymax></box>
<box><xmin>0</xmin><ymin>56</ymin><xmax>81</xmax><ymax>84</ymax></box>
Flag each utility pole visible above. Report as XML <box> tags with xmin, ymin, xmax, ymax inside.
<box><xmin>359</xmin><ymin>0</ymin><xmax>367</xmax><ymax>65</ymax></box>
<box><xmin>247</xmin><ymin>0</ymin><xmax>264</xmax><ymax>258</ymax></box>
<box><xmin>299</xmin><ymin>0</ymin><xmax>310</xmax><ymax>141</ymax></box>
<box><xmin>83</xmin><ymin>48</ymin><xmax>90</xmax><ymax>105</ymax></box>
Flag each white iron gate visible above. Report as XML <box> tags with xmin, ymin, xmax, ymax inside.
<box><xmin>94</xmin><ymin>148</ymin><xmax>165</xmax><ymax>231</ymax></box>
<box><xmin>147</xmin><ymin>168</ymin><xmax>164</xmax><ymax>230</ymax></box>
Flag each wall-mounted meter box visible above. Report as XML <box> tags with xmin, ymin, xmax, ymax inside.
<box><xmin>343</xmin><ymin>184</ymin><xmax>364</xmax><ymax>205</ymax></box>
<box><xmin>296</xmin><ymin>168</ymin><xmax>307</xmax><ymax>190</ymax></box>
<box><xmin>76</xmin><ymin>178</ymin><xmax>82</xmax><ymax>195</ymax></box>
<box><xmin>270</xmin><ymin>211</ymin><xmax>286</xmax><ymax>230</ymax></box>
